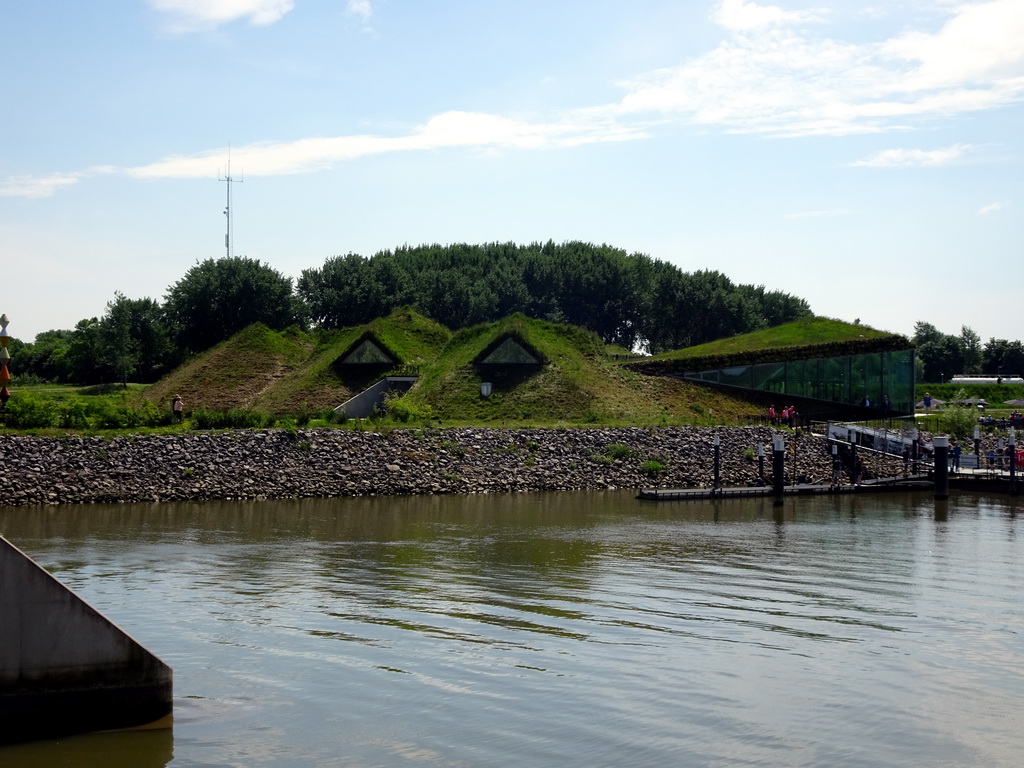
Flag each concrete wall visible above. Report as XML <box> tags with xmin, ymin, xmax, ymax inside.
<box><xmin>335</xmin><ymin>376</ymin><xmax>416</xmax><ymax>418</ymax></box>
<box><xmin>0</xmin><ymin>536</ymin><xmax>172</xmax><ymax>744</ymax></box>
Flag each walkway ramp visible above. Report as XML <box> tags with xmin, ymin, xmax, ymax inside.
<box><xmin>335</xmin><ymin>376</ymin><xmax>416</xmax><ymax>418</ymax></box>
<box><xmin>0</xmin><ymin>536</ymin><xmax>172</xmax><ymax>745</ymax></box>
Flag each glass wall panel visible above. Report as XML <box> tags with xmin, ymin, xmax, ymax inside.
<box><xmin>752</xmin><ymin>363</ymin><xmax>786</xmax><ymax>392</ymax></box>
<box><xmin>889</xmin><ymin>349</ymin><xmax>915</xmax><ymax>414</ymax></box>
<box><xmin>786</xmin><ymin>360</ymin><xmax>807</xmax><ymax>398</ymax></box>
<box><xmin>720</xmin><ymin>366</ymin><xmax>752</xmax><ymax>388</ymax></box>
<box><xmin>850</xmin><ymin>354</ymin><xmax>868</xmax><ymax>405</ymax></box>
<box><xmin>686</xmin><ymin>347</ymin><xmax>915</xmax><ymax>415</ymax></box>
<box><xmin>864</xmin><ymin>352</ymin><xmax>883</xmax><ymax>405</ymax></box>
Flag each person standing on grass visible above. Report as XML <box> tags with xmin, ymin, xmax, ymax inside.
<box><xmin>172</xmin><ymin>395</ymin><xmax>184</xmax><ymax>422</ymax></box>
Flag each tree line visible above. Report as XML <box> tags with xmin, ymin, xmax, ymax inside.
<box><xmin>913</xmin><ymin>322</ymin><xmax>1024</xmax><ymax>382</ymax></box>
<box><xmin>296</xmin><ymin>242</ymin><xmax>812</xmax><ymax>352</ymax></box>
<box><xmin>13</xmin><ymin>241</ymin><xmax>813</xmax><ymax>385</ymax></box>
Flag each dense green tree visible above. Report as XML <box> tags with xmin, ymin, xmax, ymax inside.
<box><xmin>960</xmin><ymin>326</ymin><xmax>982</xmax><ymax>374</ymax></box>
<box><xmin>101</xmin><ymin>293</ymin><xmax>175</xmax><ymax>385</ymax></box>
<box><xmin>105</xmin><ymin>292</ymin><xmax>138</xmax><ymax>386</ymax></box>
<box><xmin>913</xmin><ymin>321</ymin><xmax>973</xmax><ymax>382</ymax></box>
<box><xmin>913</xmin><ymin>321</ymin><xmax>944</xmax><ymax>348</ymax></box>
<box><xmin>916</xmin><ymin>335</ymin><xmax>964</xmax><ymax>382</ymax></box>
<box><xmin>983</xmin><ymin>339</ymin><xmax>1024</xmax><ymax>378</ymax></box>
<box><xmin>65</xmin><ymin>318</ymin><xmax>106</xmax><ymax>384</ymax></box>
<box><xmin>164</xmin><ymin>256</ymin><xmax>306</xmax><ymax>352</ymax></box>
<box><xmin>298</xmin><ymin>242</ymin><xmax>811</xmax><ymax>350</ymax></box>
<box><xmin>15</xmin><ymin>330</ymin><xmax>74</xmax><ymax>382</ymax></box>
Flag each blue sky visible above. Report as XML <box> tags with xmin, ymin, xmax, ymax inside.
<box><xmin>2</xmin><ymin>0</ymin><xmax>1022</xmax><ymax>348</ymax></box>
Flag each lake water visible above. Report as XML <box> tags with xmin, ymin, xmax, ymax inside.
<box><xmin>1</xmin><ymin>490</ymin><xmax>1023</xmax><ymax>767</ymax></box>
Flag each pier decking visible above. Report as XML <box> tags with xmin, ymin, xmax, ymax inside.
<box><xmin>638</xmin><ymin>476</ymin><xmax>931</xmax><ymax>502</ymax></box>
<box><xmin>639</xmin><ymin>468</ymin><xmax>1019</xmax><ymax>502</ymax></box>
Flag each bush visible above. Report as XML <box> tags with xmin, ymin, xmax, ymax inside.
<box><xmin>2</xmin><ymin>393</ymin><xmax>61</xmax><ymax>428</ymax></box>
<box><xmin>641</xmin><ymin>460</ymin><xmax>666</xmax><ymax>476</ymax></box>
<box><xmin>604</xmin><ymin>443</ymin><xmax>634</xmax><ymax>460</ymax></box>
<box><xmin>384</xmin><ymin>394</ymin><xmax>433</xmax><ymax>423</ymax></box>
<box><xmin>942</xmin><ymin>388</ymin><xmax>978</xmax><ymax>440</ymax></box>
<box><xmin>294</xmin><ymin>402</ymin><xmax>314</xmax><ymax>428</ymax></box>
<box><xmin>942</xmin><ymin>406</ymin><xmax>976</xmax><ymax>440</ymax></box>
<box><xmin>59</xmin><ymin>398</ymin><xmax>90</xmax><ymax>429</ymax></box>
<box><xmin>191</xmin><ymin>407</ymin><xmax>273</xmax><ymax>430</ymax></box>
<box><xmin>91</xmin><ymin>400</ymin><xmax>142</xmax><ymax>429</ymax></box>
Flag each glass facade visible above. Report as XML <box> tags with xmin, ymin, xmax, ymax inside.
<box><xmin>688</xmin><ymin>349</ymin><xmax>915</xmax><ymax>415</ymax></box>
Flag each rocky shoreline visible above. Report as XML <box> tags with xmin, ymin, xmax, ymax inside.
<box><xmin>0</xmin><ymin>426</ymin><xmax>917</xmax><ymax>507</ymax></box>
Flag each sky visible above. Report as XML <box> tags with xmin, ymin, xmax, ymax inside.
<box><xmin>2</xmin><ymin>0</ymin><xmax>1022</xmax><ymax>347</ymax></box>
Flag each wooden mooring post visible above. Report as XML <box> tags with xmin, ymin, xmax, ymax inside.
<box><xmin>713</xmin><ymin>434</ymin><xmax>721</xmax><ymax>495</ymax></box>
<box><xmin>1010</xmin><ymin>428</ymin><xmax>1018</xmax><ymax>497</ymax></box>
<box><xmin>772</xmin><ymin>434</ymin><xmax>785</xmax><ymax>506</ymax></box>
<box><xmin>933</xmin><ymin>436</ymin><xmax>949</xmax><ymax>500</ymax></box>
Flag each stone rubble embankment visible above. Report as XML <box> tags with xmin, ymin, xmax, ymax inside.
<box><xmin>0</xmin><ymin>426</ymin><xmax>907</xmax><ymax>507</ymax></box>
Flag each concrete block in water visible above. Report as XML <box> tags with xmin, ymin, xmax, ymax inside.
<box><xmin>0</xmin><ymin>536</ymin><xmax>172</xmax><ymax>745</ymax></box>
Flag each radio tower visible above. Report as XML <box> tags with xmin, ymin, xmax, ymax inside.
<box><xmin>219</xmin><ymin>149</ymin><xmax>242</xmax><ymax>258</ymax></box>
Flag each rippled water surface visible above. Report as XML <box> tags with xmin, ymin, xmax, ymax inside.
<box><xmin>2</xmin><ymin>490</ymin><xmax>1024</xmax><ymax>767</ymax></box>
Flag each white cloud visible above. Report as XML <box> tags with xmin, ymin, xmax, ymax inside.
<box><xmin>126</xmin><ymin>110</ymin><xmax>649</xmax><ymax>179</ymax></box>
<box><xmin>977</xmin><ymin>201</ymin><xmax>1007</xmax><ymax>215</ymax></box>
<box><xmin>883</xmin><ymin>0</ymin><xmax>1024</xmax><ymax>90</ymax></box>
<box><xmin>10</xmin><ymin>1</ymin><xmax>1024</xmax><ymax>197</ymax></box>
<box><xmin>713</xmin><ymin>0</ymin><xmax>822</xmax><ymax>31</ymax></box>
<box><xmin>346</xmin><ymin>0</ymin><xmax>373</xmax><ymax>23</ymax></box>
<box><xmin>616</xmin><ymin>0</ymin><xmax>1024</xmax><ymax>136</ymax></box>
<box><xmin>150</xmin><ymin>0</ymin><xmax>294</xmax><ymax>31</ymax></box>
<box><xmin>0</xmin><ymin>173</ymin><xmax>82</xmax><ymax>198</ymax></box>
<box><xmin>851</xmin><ymin>144</ymin><xmax>974</xmax><ymax>167</ymax></box>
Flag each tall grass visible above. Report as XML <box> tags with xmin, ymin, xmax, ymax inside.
<box><xmin>190</xmin><ymin>407</ymin><xmax>275</xmax><ymax>430</ymax></box>
<box><xmin>1</xmin><ymin>391</ymin><xmax>174</xmax><ymax>430</ymax></box>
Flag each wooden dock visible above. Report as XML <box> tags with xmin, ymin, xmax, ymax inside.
<box><xmin>638</xmin><ymin>471</ymin><xmax>1020</xmax><ymax>502</ymax></box>
<box><xmin>638</xmin><ymin>475</ymin><xmax>931</xmax><ymax>502</ymax></box>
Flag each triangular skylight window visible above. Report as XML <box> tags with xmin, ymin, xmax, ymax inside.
<box><xmin>479</xmin><ymin>337</ymin><xmax>541</xmax><ymax>365</ymax></box>
<box><xmin>339</xmin><ymin>339</ymin><xmax>396</xmax><ymax>365</ymax></box>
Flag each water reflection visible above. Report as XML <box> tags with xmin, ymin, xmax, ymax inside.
<box><xmin>0</xmin><ymin>724</ymin><xmax>173</xmax><ymax>768</ymax></box>
<box><xmin>1</xmin><ymin>490</ymin><xmax>1023</xmax><ymax>767</ymax></box>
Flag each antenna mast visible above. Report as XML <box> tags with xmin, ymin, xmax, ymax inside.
<box><xmin>219</xmin><ymin>148</ymin><xmax>243</xmax><ymax>258</ymax></box>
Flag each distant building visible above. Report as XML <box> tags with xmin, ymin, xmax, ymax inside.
<box><xmin>950</xmin><ymin>375</ymin><xmax>1024</xmax><ymax>385</ymax></box>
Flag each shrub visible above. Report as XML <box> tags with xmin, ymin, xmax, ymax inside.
<box><xmin>192</xmin><ymin>407</ymin><xmax>272</xmax><ymax>430</ymax></box>
<box><xmin>604</xmin><ymin>443</ymin><xmax>634</xmax><ymax>460</ymax></box>
<box><xmin>385</xmin><ymin>394</ymin><xmax>433</xmax><ymax>423</ymax></box>
<box><xmin>641</xmin><ymin>460</ymin><xmax>666</xmax><ymax>476</ymax></box>
<box><xmin>942</xmin><ymin>406</ymin><xmax>976</xmax><ymax>440</ymax></box>
<box><xmin>942</xmin><ymin>388</ymin><xmax>978</xmax><ymax>440</ymax></box>
<box><xmin>2</xmin><ymin>393</ymin><xmax>61</xmax><ymax>428</ymax></box>
<box><xmin>59</xmin><ymin>398</ymin><xmax>90</xmax><ymax>429</ymax></box>
<box><xmin>295</xmin><ymin>402</ymin><xmax>314</xmax><ymax>428</ymax></box>
<box><xmin>91</xmin><ymin>400</ymin><xmax>142</xmax><ymax>430</ymax></box>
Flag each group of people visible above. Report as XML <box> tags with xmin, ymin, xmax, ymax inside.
<box><xmin>986</xmin><ymin>445</ymin><xmax>1024</xmax><ymax>469</ymax></box>
<box><xmin>831</xmin><ymin>454</ymin><xmax>865</xmax><ymax>486</ymax></box>
<box><xmin>948</xmin><ymin>440</ymin><xmax>963</xmax><ymax>472</ymax></box>
<box><xmin>768</xmin><ymin>404</ymin><xmax>798</xmax><ymax>428</ymax></box>
<box><xmin>977</xmin><ymin>410</ymin><xmax>1023</xmax><ymax>429</ymax></box>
